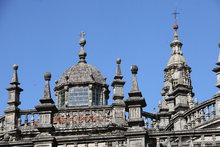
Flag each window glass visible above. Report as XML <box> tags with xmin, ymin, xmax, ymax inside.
<box><xmin>58</xmin><ymin>90</ymin><xmax>65</xmax><ymax>107</ymax></box>
<box><xmin>92</xmin><ymin>88</ymin><xmax>102</xmax><ymax>106</ymax></box>
<box><xmin>68</xmin><ymin>87</ymin><xmax>88</xmax><ymax>106</ymax></box>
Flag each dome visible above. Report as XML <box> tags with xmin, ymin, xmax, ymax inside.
<box><xmin>167</xmin><ymin>53</ymin><xmax>186</xmax><ymax>66</ymax></box>
<box><xmin>56</xmin><ymin>63</ymin><xmax>106</xmax><ymax>88</ymax></box>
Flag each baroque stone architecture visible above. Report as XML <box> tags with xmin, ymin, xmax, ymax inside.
<box><xmin>0</xmin><ymin>24</ymin><xmax>220</xmax><ymax>147</ymax></box>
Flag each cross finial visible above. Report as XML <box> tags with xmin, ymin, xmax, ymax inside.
<box><xmin>80</xmin><ymin>32</ymin><xmax>86</xmax><ymax>38</ymax></box>
<box><xmin>172</xmin><ymin>9</ymin><xmax>180</xmax><ymax>25</ymax></box>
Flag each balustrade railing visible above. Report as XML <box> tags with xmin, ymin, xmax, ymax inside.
<box><xmin>53</xmin><ymin>106</ymin><xmax>113</xmax><ymax>129</ymax></box>
<box><xmin>182</xmin><ymin>98</ymin><xmax>218</xmax><ymax>130</ymax></box>
<box><xmin>19</xmin><ymin>109</ymin><xmax>39</xmax><ymax>130</ymax></box>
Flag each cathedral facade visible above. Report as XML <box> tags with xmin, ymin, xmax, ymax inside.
<box><xmin>0</xmin><ymin>24</ymin><xmax>219</xmax><ymax>147</ymax></box>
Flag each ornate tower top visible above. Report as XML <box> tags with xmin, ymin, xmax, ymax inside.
<box><xmin>160</xmin><ymin>12</ymin><xmax>194</xmax><ymax>114</ymax></box>
<box><xmin>167</xmin><ymin>11</ymin><xmax>186</xmax><ymax>67</ymax></box>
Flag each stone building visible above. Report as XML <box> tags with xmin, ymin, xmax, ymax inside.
<box><xmin>0</xmin><ymin>22</ymin><xmax>219</xmax><ymax>147</ymax></box>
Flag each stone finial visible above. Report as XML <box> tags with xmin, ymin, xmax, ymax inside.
<box><xmin>127</xmin><ymin>65</ymin><xmax>144</xmax><ymax>98</ymax></box>
<box><xmin>115</xmin><ymin>58</ymin><xmax>122</xmax><ymax>79</ymax></box>
<box><xmin>173</xmin><ymin>25</ymin><xmax>179</xmax><ymax>41</ymax></box>
<box><xmin>170</xmin><ymin>14</ymin><xmax>183</xmax><ymax>49</ymax></box>
<box><xmin>35</xmin><ymin>72</ymin><xmax>57</xmax><ymax>136</ymax></box>
<box><xmin>79</xmin><ymin>32</ymin><xmax>86</xmax><ymax>47</ymax></box>
<box><xmin>44</xmin><ymin>72</ymin><xmax>51</xmax><ymax>81</ymax></box>
<box><xmin>111</xmin><ymin>58</ymin><xmax>125</xmax><ymax>103</ymax></box>
<box><xmin>40</xmin><ymin>72</ymin><xmax>54</xmax><ymax>104</ymax></box>
<box><xmin>172</xmin><ymin>10</ymin><xmax>180</xmax><ymax>41</ymax></box>
<box><xmin>43</xmin><ymin>72</ymin><xmax>52</xmax><ymax>100</ymax></box>
<box><xmin>10</xmin><ymin>64</ymin><xmax>20</xmax><ymax>85</ymax></box>
<box><xmin>130</xmin><ymin>65</ymin><xmax>139</xmax><ymax>92</ymax></box>
<box><xmin>78</xmin><ymin>32</ymin><xmax>87</xmax><ymax>63</ymax></box>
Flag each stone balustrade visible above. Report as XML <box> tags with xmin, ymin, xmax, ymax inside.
<box><xmin>53</xmin><ymin>106</ymin><xmax>113</xmax><ymax>129</ymax></box>
<box><xmin>1</xmin><ymin>106</ymin><xmax>113</xmax><ymax>132</ymax></box>
<box><xmin>142</xmin><ymin>112</ymin><xmax>159</xmax><ymax>130</ymax></box>
<box><xmin>143</xmin><ymin>97</ymin><xmax>220</xmax><ymax>131</ymax></box>
<box><xmin>19</xmin><ymin>109</ymin><xmax>39</xmax><ymax>130</ymax></box>
<box><xmin>182</xmin><ymin>98</ymin><xmax>217</xmax><ymax>130</ymax></box>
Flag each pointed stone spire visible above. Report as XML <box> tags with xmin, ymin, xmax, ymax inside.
<box><xmin>6</xmin><ymin>64</ymin><xmax>23</xmax><ymax>107</ymax></box>
<box><xmin>35</xmin><ymin>72</ymin><xmax>57</xmax><ymax>137</ymax></box>
<box><xmin>111</xmin><ymin>58</ymin><xmax>126</xmax><ymax>125</ymax></box>
<box><xmin>160</xmin><ymin>14</ymin><xmax>194</xmax><ymax>117</ymax></box>
<box><xmin>171</xmin><ymin>10</ymin><xmax>181</xmax><ymax>44</ymax></box>
<box><xmin>4</xmin><ymin>64</ymin><xmax>23</xmax><ymax>133</ymax></box>
<box><xmin>115</xmin><ymin>58</ymin><xmax>122</xmax><ymax>79</ymax></box>
<box><xmin>125</xmin><ymin>65</ymin><xmax>146</xmax><ymax>128</ymax></box>
<box><xmin>168</xmin><ymin>24</ymin><xmax>185</xmax><ymax>66</ymax></box>
<box><xmin>167</xmin><ymin>13</ymin><xmax>187</xmax><ymax>67</ymax></box>
<box><xmin>111</xmin><ymin>58</ymin><xmax>125</xmax><ymax>105</ymax></box>
<box><xmin>129</xmin><ymin>65</ymin><xmax>142</xmax><ymax>97</ymax></box>
<box><xmin>78</xmin><ymin>32</ymin><xmax>87</xmax><ymax>64</ymax></box>
<box><xmin>10</xmin><ymin>64</ymin><xmax>20</xmax><ymax>85</ymax></box>
<box><xmin>39</xmin><ymin>72</ymin><xmax>54</xmax><ymax>104</ymax></box>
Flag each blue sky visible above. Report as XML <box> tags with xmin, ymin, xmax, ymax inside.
<box><xmin>0</xmin><ymin>0</ymin><xmax>220</xmax><ymax>114</ymax></box>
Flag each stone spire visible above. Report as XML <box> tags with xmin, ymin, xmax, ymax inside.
<box><xmin>4</xmin><ymin>64</ymin><xmax>23</xmax><ymax>139</ymax></box>
<box><xmin>111</xmin><ymin>58</ymin><xmax>125</xmax><ymax>105</ymax></box>
<box><xmin>160</xmin><ymin>17</ymin><xmax>194</xmax><ymax>117</ymax></box>
<box><xmin>35</xmin><ymin>72</ymin><xmax>57</xmax><ymax>136</ymax></box>
<box><xmin>39</xmin><ymin>72</ymin><xmax>54</xmax><ymax>104</ymax></box>
<box><xmin>78</xmin><ymin>32</ymin><xmax>87</xmax><ymax>64</ymax></box>
<box><xmin>111</xmin><ymin>58</ymin><xmax>126</xmax><ymax>126</ymax></box>
<box><xmin>125</xmin><ymin>65</ymin><xmax>146</xmax><ymax>128</ymax></box>
<box><xmin>129</xmin><ymin>65</ymin><xmax>142</xmax><ymax>97</ymax></box>
<box><xmin>116</xmin><ymin>58</ymin><xmax>122</xmax><ymax>78</ymax></box>
<box><xmin>167</xmin><ymin>24</ymin><xmax>185</xmax><ymax>66</ymax></box>
<box><xmin>10</xmin><ymin>64</ymin><xmax>20</xmax><ymax>85</ymax></box>
<box><xmin>5</xmin><ymin>64</ymin><xmax>23</xmax><ymax>108</ymax></box>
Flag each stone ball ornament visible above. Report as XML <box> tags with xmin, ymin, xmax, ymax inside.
<box><xmin>44</xmin><ymin>72</ymin><xmax>51</xmax><ymax>81</ymax></box>
<box><xmin>79</xmin><ymin>38</ymin><xmax>86</xmax><ymax>47</ymax></box>
<box><xmin>116</xmin><ymin>58</ymin><xmax>121</xmax><ymax>64</ymax></box>
<box><xmin>13</xmin><ymin>64</ymin><xmax>18</xmax><ymax>70</ymax></box>
<box><xmin>173</xmin><ymin>24</ymin><xmax>179</xmax><ymax>30</ymax></box>
<box><xmin>131</xmin><ymin>65</ymin><xmax>138</xmax><ymax>74</ymax></box>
